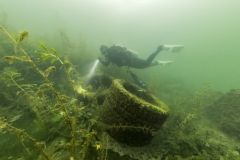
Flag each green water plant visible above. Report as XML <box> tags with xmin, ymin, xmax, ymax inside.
<box><xmin>0</xmin><ymin>26</ymin><xmax>97</xmax><ymax>160</ymax></box>
<box><xmin>0</xmin><ymin>120</ymin><xmax>50</xmax><ymax>160</ymax></box>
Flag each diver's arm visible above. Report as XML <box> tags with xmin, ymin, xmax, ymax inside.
<box><xmin>98</xmin><ymin>57</ymin><xmax>110</xmax><ymax>66</ymax></box>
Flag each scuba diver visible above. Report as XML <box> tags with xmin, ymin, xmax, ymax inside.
<box><xmin>97</xmin><ymin>44</ymin><xmax>174</xmax><ymax>69</ymax></box>
<box><xmin>98</xmin><ymin>44</ymin><xmax>183</xmax><ymax>88</ymax></box>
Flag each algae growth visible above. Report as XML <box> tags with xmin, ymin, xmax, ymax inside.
<box><xmin>0</xmin><ymin>14</ymin><xmax>240</xmax><ymax>160</ymax></box>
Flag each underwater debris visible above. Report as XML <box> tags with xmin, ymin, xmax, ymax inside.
<box><xmin>100</xmin><ymin>79</ymin><xmax>169</xmax><ymax>146</ymax></box>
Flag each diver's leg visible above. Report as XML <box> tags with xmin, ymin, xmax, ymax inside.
<box><xmin>145</xmin><ymin>45</ymin><xmax>163</xmax><ymax>65</ymax></box>
<box><xmin>129</xmin><ymin>58</ymin><xmax>147</xmax><ymax>69</ymax></box>
<box><xmin>129</xmin><ymin>45</ymin><xmax>163</xmax><ymax>69</ymax></box>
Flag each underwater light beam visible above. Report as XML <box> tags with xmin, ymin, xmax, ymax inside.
<box><xmin>84</xmin><ymin>59</ymin><xmax>99</xmax><ymax>85</ymax></box>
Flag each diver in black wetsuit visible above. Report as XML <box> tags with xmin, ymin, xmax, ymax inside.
<box><xmin>97</xmin><ymin>44</ymin><xmax>163</xmax><ymax>69</ymax></box>
<box><xmin>97</xmin><ymin>44</ymin><xmax>183</xmax><ymax>88</ymax></box>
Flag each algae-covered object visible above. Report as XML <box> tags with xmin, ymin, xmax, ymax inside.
<box><xmin>206</xmin><ymin>89</ymin><xmax>240</xmax><ymax>140</ymax></box>
<box><xmin>100</xmin><ymin>79</ymin><xmax>169</xmax><ymax>146</ymax></box>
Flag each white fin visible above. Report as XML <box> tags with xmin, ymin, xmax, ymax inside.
<box><xmin>157</xmin><ymin>60</ymin><xmax>174</xmax><ymax>66</ymax></box>
<box><xmin>163</xmin><ymin>45</ymin><xmax>184</xmax><ymax>52</ymax></box>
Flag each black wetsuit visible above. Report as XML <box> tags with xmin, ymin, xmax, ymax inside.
<box><xmin>99</xmin><ymin>45</ymin><xmax>162</xmax><ymax>69</ymax></box>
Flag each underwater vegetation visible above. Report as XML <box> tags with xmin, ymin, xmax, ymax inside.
<box><xmin>206</xmin><ymin>89</ymin><xmax>240</xmax><ymax>140</ymax></box>
<box><xmin>0</xmin><ymin>26</ymin><xmax>106</xmax><ymax>160</ymax></box>
<box><xmin>1</xmin><ymin>25</ymin><xmax>240</xmax><ymax>160</ymax></box>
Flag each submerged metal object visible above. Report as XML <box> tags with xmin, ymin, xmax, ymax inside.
<box><xmin>100</xmin><ymin>79</ymin><xmax>169</xmax><ymax>146</ymax></box>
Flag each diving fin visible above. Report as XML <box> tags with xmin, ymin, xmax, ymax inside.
<box><xmin>163</xmin><ymin>45</ymin><xmax>184</xmax><ymax>52</ymax></box>
<box><xmin>156</xmin><ymin>60</ymin><xmax>174</xmax><ymax>66</ymax></box>
<box><xmin>151</xmin><ymin>60</ymin><xmax>174</xmax><ymax>67</ymax></box>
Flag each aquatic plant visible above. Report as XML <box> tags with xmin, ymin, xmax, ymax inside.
<box><xmin>0</xmin><ymin>26</ymin><xmax>97</xmax><ymax>160</ymax></box>
<box><xmin>58</xmin><ymin>28</ymin><xmax>76</xmax><ymax>49</ymax></box>
<box><xmin>0</xmin><ymin>120</ymin><xmax>50</xmax><ymax>160</ymax></box>
<box><xmin>1</xmin><ymin>25</ymin><xmax>239</xmax><ymax>160</ymax></box>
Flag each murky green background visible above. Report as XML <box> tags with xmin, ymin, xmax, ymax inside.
<box><xmin>1</xmin><ymin>0</ymin><xmax>240</xmax><ymax>92</ymax></box>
